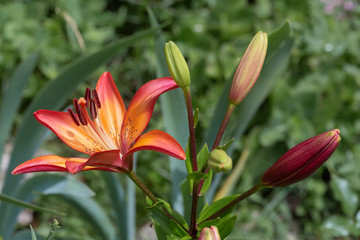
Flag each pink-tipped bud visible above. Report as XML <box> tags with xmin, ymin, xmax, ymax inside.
<box><xmin>228</xmin><ymin>31</ymin><xmax>268</xmax><ymax>105</ymax></box>
<box><xmin>261</xmin><ymin>129</ymin><xmax>341</xmax><ymax>187</ymax></box>
<box><xmin>199</xmin><ymin>226</ymin><xmax>221</xmax><ymax>240</ymax></box>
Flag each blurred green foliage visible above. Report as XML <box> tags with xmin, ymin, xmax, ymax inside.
<box><xmin>1</xmin><ymin>0</ymin><xmax>360</xmax><ymax>239</ymax></box>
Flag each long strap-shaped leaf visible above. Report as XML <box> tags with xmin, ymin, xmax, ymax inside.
<box><xmin>1</xmin><ymin>174</ymin><xmax>115</xmax><ymax>240</ymax></box>
<box><xmin>0</xmin><ymin>52</ymin><xmax>39</xmax><ymax>171</ymax></box>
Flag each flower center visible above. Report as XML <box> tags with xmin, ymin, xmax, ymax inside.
<box><xmin>67</xmin><ymin>88</ymin><xmax>118</xmax><ymax>153</ymax></box>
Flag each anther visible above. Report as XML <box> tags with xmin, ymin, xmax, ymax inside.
<box><xmin>73</xmin><ymin>98</ymin><xmax>87</xmax><ymax>125</ymax></box>
<box><xmin>67</xmin><ymin>109</ymin><xmax>80</xmax><ymax>126</ymax></box>
<box><xmin>84</xmin><ymin>88</ymin><xmax>91</xmax><ymax>108</ymax></box>
<box><xmin>77</xmin><ymin>107</ymin><xmax>88</xmax><ymax>126</ymax></box>
<box><xmin>92</xmin><ymin>89</ymin><xmax>101</xmax><ymax>109</ymax></box>
<box><xmin>90</xmin><ymin>99</ymin><xmax>97</xmax><ymax>120</ymax></box>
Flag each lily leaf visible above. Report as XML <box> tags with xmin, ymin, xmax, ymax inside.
<box><xmin>30</xmin><ymin>225</ymin><xmax>37</xmax><ymax>240</ymax></box>
<box><xmin>197</xmin><ymin>194</ymin><xmax>240</xmax><ymax>223</ymax></box>
<box><xmin>187</xmin><ymin>172</ymin><xmax>208</xmax><ymax>182</ymax></box>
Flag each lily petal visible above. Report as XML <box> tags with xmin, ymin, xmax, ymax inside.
<box><xmin>65</xmin><ymin>150</ymin><xmax>131</xmax><ymax>174</ymax></box>
<box><xmin>121</xmin><ymin>77</ymin><xmax>178</xmax><ymax>151</ymax></box>
<box><xmin>12</xmin><ymin>155</ymin><xmax>87</xmax><ymax>175</ymax></box>
<box><xmin>35</xmin><ymin>110</ymin><xmax>106</xmax><ymax>155</ymax></box>
<box><xmin>126</xmin><ymin>130</ymin><xmax>186</xmax><ymax>160</ymax></box>
<box><xmin>96</xmin><ymin>72</ymin><xmax>126</xmax><ymax>148</ymax></box>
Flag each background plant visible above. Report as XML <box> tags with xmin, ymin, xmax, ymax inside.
<box><xmin>0</xmin><ymin>0</ymin><xmax>359</xmax><ymax>239</ymax></box>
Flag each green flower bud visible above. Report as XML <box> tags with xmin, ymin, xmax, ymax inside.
<box><xmin>208</xmin><ymin>149</ymin><xmax>233</xmax><ymax>173</ymax></box>
<box><xmin>164</xmin><ymin>41</ymin><xmax>191</xmax><ymax>88</ymax></box>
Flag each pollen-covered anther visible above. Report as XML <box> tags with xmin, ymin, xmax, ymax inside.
<box><xmin>67</xmin><ymin>109</ymin><xmax>80</xmax><ymax>126</ymax></box>
<box><xmin>92</xmin><ymin>89</ymin><xmax>101</xmax><ymax>109</ymax></box>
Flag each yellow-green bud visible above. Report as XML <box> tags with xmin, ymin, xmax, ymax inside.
<box><xmin>208</xmin><ymin>149</ymin><xmax>232</xmax><ymax>173</ymax></box>
<box><xmin>164</xmin><ymin>41</ymin><xmax>191</xmax><ymax>88</ymax></box>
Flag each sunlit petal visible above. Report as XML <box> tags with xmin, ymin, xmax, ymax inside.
<box><xmin>35</xmin><ymin>110</ymin><xmax>105</xmax><ymax>155</ymax></box>
<box><xmin>12</xmin><ymin>155</ymin><xmax>87</xmax><ymax>175</ymax></box>
<box><xmin>126</xmin><ymin>130</ymin><xmax>185</xmax><ymax>160</ymax></box>
<box><xmin>96</xmin><ymin>72</ymin><xmax>126</xmax><ymax>148</ymax></box>
<box><xmin>121</xmin><ymin>77</ymin><xmax>178</xmax><ymax>151</ymax></box>
<box><xmin>65</xmin><ymin>150</ymin><xmax>131</xmax><ymax>174</ymax></box>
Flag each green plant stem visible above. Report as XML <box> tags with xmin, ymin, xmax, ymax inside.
<box><xmin>126</xmin><ymin>170</ymin><xmax>189</xmax><ymax>232</ymax></box>
<box><xmin>211</xmin><ymin>103</ymin><xmax>235</xmax><ymax>150</ymax></box>
<box><xmin>126</xmin><ymin>170</ymin><xmax>158</xmax><ymax>203</ymax></box>
<box><xmin>200</xmin><ymin>183</ymin><xmax>265</xmax><ymax>223</ymax></box>
<box><xmin>182</xmin><ymin>87</ymin><xmax>200</xmax><ymax>236</ymax></box>
<box><xmin>183</xmin><ymin>87</ymin><xmax>198</xmax><ymax>172</ymax></box>
<box><xmin>189</xmin><ymin>181</ymin><xmax>200</xmax><ymax>236</ymax></box>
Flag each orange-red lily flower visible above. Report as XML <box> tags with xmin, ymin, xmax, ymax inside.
<box><xmin>12</xmin><ymin>72</ymin><xmax>185</xmax><ymax>175</ymax></box>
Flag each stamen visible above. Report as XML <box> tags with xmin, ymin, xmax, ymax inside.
<box><xmin>78</xmin><ymin>107</ymin><xmax>88</xmax><ymax>125</ymax></box>
<box><xmin>73</xmin><ymin>99</ymin><xmax>87</xmax><ymax>126</ymax></box>
<box><xmin>84</xmin><ymin>88</ymin><xmax>91</xmax><ymax>107</ymax></box>
<box><xmin>92</xmin><ymin>89</ymin><xmax>101</xmax><ymax>109</ymax></box>
<box><xmin>90</xmin><ymin>99</ymin><xmax>97</xmax><ymax>120</ymax></box>
<box><xmin>67</xmin><ymin>109</ymin><xmax>80</xmax><ymax>126</ymax></box>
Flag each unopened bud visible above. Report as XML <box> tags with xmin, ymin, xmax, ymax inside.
<box><xmin>261</xmin><ymin>129</ymin><xmax>341</xmax><ymax>187</ymax></box>
<box><xmin>228</xmin><ymin>31</ymin><xmax>268</xmax><ymax>105</ymax></box>
<box><xmin>199</xmin><ymin>226</ymin><xmax>221</xmax><ymax>240</ymax></box>
<box><xmin>165</xmin><ymin>41</ymin><xmax>191</xmax><ymax>88</ymax></box>
<box><xmin>208</xmin><ymin>149</ymin><xmax>232</xmax><ymax>173</ymax></box>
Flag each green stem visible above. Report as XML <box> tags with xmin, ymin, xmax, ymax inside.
<box><xmin>126</xmin><ymin>170</ymin><xmax>158</xmax><ymax>203</ymax></box>
<box><xmin>182</xmin><ymin>87</ymin><xmax>200</xmax><ymax>236</ymax></box>
<box><xmin>126</xmin><ymin>170</ymin><xmax>189</xmax><ymax>233</ymax></box>
<box><xmin>183</xmin><ymin>87</ymin><xmax>198</xmax><ymax>171</ymax></box>
<box><xmin>211</xmin><ymin>103</ymin><xmax>235</xmax><ymax>150</ymax></box>
<box><xmin>200</xmin><ymin>183</ymin><xmax>265</xmax><ymax>224</ymax></box>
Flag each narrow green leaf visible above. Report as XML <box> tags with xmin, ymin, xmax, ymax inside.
<box><xmin>148</xmin><ymin>7</ymin><xmax>188</xmax><ymax>214</ymax></box>
<box><xmin>0</xmin><ymin>52</ymin><xmax>39</xmax><ymax>168</ymax></box>
<box><xmin>102</xmin><ymin>172</ymin><xmax>128</xmax><ymax>240</ymax></box>
<box><xmin>0</xmin><ymin>193</ymin><xmax>65</xmax><ymax>216</ymax></box>
<box><xmin>147</xmin><ymin>199</ymin><xmax>188</xmax><ymax>238</ymax></box>
<box><xmin>180</xmin><ymin>179</ymin><xmax>205</xmax><ymax>225</ymax></box>
<box><xmin>30</xmin><ymin>225</ymin><xmax>37</xmax><ymax>240</ymax></box>
<box><xmin>62</xmin><ymin>195</ymin><xmax>116</xmax><ymax>240</ymax></box>
<box><xmin>197</xmin><ymin>194</ymin><xmax>240</xmax><ymax>223</ymax></box>
<box><xmin>217</xmin><ymin>138</ymin><xmax>234</xmax><ymax>151</ymax></box>
<box><xmin>41</xmin><ymin>175</ymin><xmax>94</xmax><ymax>198</ymax></box>
<box><xmin>216</xmin><ymin>215</ymin><xmax>237</xmax><ymax>239</ymax></box>
<box><xmin>0</xmin><ymin>174</ymin><xmax>99</xmax><ymax>239</ymax></box>
<box><xmin>187</xmin><ymin>172</ymin><xmax>208</xmax><ymax>182</ymax></box>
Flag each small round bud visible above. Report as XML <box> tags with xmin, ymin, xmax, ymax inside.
<box><xmin>208</xmin><ymin>149</ymin><xmax>233</xmax><ymax>173</ymax></box>
<box><xmin>164</xmin><ymin>41</ymin><xmax>191</xmax><ymax>88</ymax></box>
